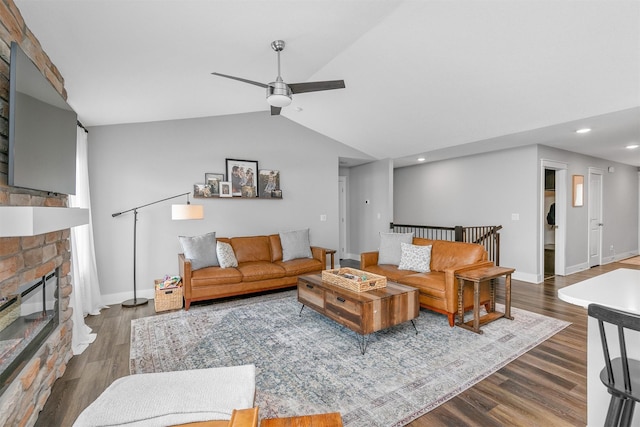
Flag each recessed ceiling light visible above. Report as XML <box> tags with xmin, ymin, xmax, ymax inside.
<box><xmin>626</xmin><ymin>143</ymin><xmax>639</xmax><ymax>149</ymax></box>
<box><xmin>417</xmin><ymin>157</ymin><xmax>426</xmax><ymax>162</ymax></box>
<box><xmin>575</xmin><ymin>128</ymin><xmax>591</xmax><ymax>134</ymax></box>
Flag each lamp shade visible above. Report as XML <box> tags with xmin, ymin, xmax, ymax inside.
<box><xmin>171</xmin><ymin>204</ymin><xmax>204</xmax><ymax>220</ymax></box>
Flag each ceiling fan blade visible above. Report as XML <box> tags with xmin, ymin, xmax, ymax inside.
<box><xmin>288</xmin><ymin>80</ymin><xmax>345</xmax><ymax>94</ymax></box>
<box><xmin>211</xmin><ymin>72</ymin><xmax>268</xmax><ymax>88</ymax></box>
<box><xmin>270</xmin><ymin>106</ymin><xmax>282</xmax><ymax>116</ymax></box>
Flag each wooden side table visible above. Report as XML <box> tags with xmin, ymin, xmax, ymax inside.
<box><xmin>325</xmin><ymin>249</ymin><xmax>336</xmax><ymax>269</ymax></box>
<box><xmin>260</xmin><ymin>412</ymin><xmax>342</xmax><ymax>427</ymax></box>
<box><xmin>455</xmin><ymin>265</ymin><xmax>515</xmax><ymax>334</ymax></box>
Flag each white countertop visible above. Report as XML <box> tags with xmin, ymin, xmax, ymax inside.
<box><xmin>557</xmin><ymin>268</ymin><xmax>640</xmax><ymax>315</ymax></box>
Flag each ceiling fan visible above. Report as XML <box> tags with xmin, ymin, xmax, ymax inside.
<box><xmin>212</xmin><ymin>40</ymin><xmax>345</xmax><ymax>116</ymax></box>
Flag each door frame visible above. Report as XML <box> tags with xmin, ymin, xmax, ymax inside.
<box><xmin>588</xmin><ymin>167</ymin><xmax>604</xmax><ymax>266</ymax></box>
<box><xmin>338</xmin><ymin>176</ymin><xmax>348</xmax><ymax>264</ymax></box>
<box><xmin>540</xmin><ymin>159</ymin><xmax>567</xmax><ymax>280</ymax></box>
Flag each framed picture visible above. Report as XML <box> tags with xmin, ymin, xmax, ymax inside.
<box><xmin>219</xmin><ymin>181</ymin><xmax>232</xmax><ymax>197</ymax></box>
<box><xmin>205</xmin><ymin>173</ymin><xmax>225</xmax><ymax>196</ymax></box>
<box><xmin>226</xmin><ymin>158</ymin><xmax>258</xmax><ymax>197</ymax></box>
<box><xmin>193</xmin><ymin>183</ymin><xmax>213</xmax><ymax>198</ymax></box>
<box><xmin>572</xmin><ymin>175</ymin><xmax>584</xmax><ymax>207</ymax></box>
<box><xmin>258</xmin><ymin>169</ymin><xmax>281</xmax><ymax>198</ymax></box>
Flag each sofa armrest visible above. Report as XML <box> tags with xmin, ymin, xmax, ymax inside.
<box><xmin>360</xmin><ymin>251</ymin><xmax>379</xmax><ymax>269</ymax></box>
<box><xmin>443</xmin><ymin>260</ymin><xmax>495</xmax><ymax>312</ymax></box>
<box><xmin>178</xmin><ymin>253</ymin><xmax>192</xmax><ymax>299</ymax></box>
<box><xmin>310</xmin><ymin>246</ymin><xmax>327</xmax><ymax>268</ymax></box>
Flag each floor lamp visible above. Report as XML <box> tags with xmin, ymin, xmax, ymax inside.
<box><xmin>112</xmin><ymin>192</ymin><xmax>204</xmax><ymax>307</ymax></box>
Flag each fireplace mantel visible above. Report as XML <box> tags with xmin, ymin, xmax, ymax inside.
<box><xmin>0</xmin><ymin>207</ymin><xmax>89</xmax><ymax>237</ymax></box>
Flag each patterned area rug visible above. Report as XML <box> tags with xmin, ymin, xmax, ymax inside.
<box><xmin>130</xmin><ymin>290</ymin><xmax>569</xmax><ymax>426</ymax></box>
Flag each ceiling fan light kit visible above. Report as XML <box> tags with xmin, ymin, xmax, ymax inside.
<box><xmin>212</xmin><ymin>40</ymin><xmax>345</xmax><ymax>115</ymax></box>
<box><xmin>267</xmin><ymin>80</ymin><xmax>292</xmax><ymax>107</ymax></box>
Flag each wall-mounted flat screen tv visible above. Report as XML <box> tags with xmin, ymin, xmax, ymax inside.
<box><xmin>8</xmin><ymin>42</ymin><xmax>77</xmax><ymax>195</ymax></box>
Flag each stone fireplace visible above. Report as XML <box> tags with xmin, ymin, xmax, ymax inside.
<box><xmin>1</xmin><ymin>268</ymin><xmax>60</xmax><ymax>396</ymax></box>
<box><xmin>0</xmin><ymin>2</ymin><xmax>77</xmax><ymax>426</ymax></box>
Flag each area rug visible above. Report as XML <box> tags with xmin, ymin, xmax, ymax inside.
<box><xmin>620</xmin><ymin>255</ymin><xmax>640</xmax><ymax>265</ymax></box>
<box><xmin>130</xmin><ymin>290</ymin><xmax>569</xmax><ymax>426</ymax></box>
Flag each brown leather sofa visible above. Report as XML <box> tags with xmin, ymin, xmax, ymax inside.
<box><xmin>179</xmin><ymin>234</ymin><xmax>327</xmax><ymax>310</ymax></box>
<box><xmin>360</xmin><ymin>238</ymin><xmax>494</xmax><ymax>326</ymax></box>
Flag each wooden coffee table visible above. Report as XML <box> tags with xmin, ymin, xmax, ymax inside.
<box><xmin>297</xmin><ymin>274</ymin><xmax>419</xmax><ymax>354</ymax></box>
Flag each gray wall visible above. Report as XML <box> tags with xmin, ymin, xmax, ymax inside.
<box><xmin>394</xmin><ymin>146</ymin><xmax>538</xmax><ymax>281</ymax></box>
<box><xmin>393</xmin><ymin>145</ymin><xmax>638</xmax><ymax>282</ymax></box>
<box><xmin>346</xmin><ymin>159</ymin><xmax>393</xmax><ymax>258</ymax></box>
<box><xmin>538</xmin><ymin>145</ymin><xmax>639</xmax><ymax>269</ymax></box>
<box><xmin>88</xmin><ymin>112</ymin><xmax>363</xmax><ymax>304</ymax></box>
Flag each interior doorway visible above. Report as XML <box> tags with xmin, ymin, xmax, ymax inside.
<box><xmin>588</xmin><ymin>168</ymin><xmax>604</xmax><ymax>267</ymax></box>
<box><xmin>540</xmin><ymin>160</ymin><xmax>567</xmax><ymax>281</ymax></box>
<box><xmin>544</xmin><ymin>169</ymin><xmax>556</xmax><ymax>279</ymax></box>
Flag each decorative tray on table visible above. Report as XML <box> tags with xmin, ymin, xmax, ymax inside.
<box><xmin>321</xmin><ymin>267</ymin><xmax>387</xmax><ymax>292</ymax></box>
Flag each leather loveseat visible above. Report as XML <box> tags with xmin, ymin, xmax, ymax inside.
<box><xmin>179</xmin><ymin>234</ymin><xmax>327</xmax><ymax>310</ymax></box>
<box><xmin>360</xmin><ymin>238</ymin><xmax>494</xmax><ymax>326</ymax></box>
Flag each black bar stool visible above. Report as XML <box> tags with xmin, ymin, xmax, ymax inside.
<box><xmin>588</xmin><ymin>303</ymin><xmax>640</xmax><ymax>426</ymax></box>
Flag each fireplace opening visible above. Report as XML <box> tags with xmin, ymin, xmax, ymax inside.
<box><xmin>0</xmin><ymin>268</ymin><xmax>59</xmax><ymax>396</ymax></box>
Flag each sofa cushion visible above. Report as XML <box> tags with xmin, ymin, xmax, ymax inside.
<box><xmin>276</xmin><ymin>258</ymin><xmax>323</xmax><ymax>276</ymax></box>
<box><xmin>73</xmin><ymin>365</ymin><xmax>255</xmax><ymax>427</ymax></box>
<box><xmin>231</xmin><ymin>236</ymin><xmax>272</xmax><ymax>263</ymax></box>
<box><xmin>398</xmin><ymin>243</ymin><xmax>432</xmax><ymax>273</ymax></box>
<box><xmin>269</xmin><ymin>234</ymin><xmax>284</xmax><ymax>262</ymax></box>
<box><xmin>378</xmin><ymin>232</ymin><xmax>413</xmax><ymax>265</ymax></box>
<box><xmin>361</xmin><ymin>264</ymin><xmax>416</xmax><ymax>282</ymax></box>
<box><xmin>399</xmin><ymin>271</ymin><xmax>447</xmax><ymax>296</ymax></box>
<box><xmin>237</xmin><ymin>261</ymin><xmax>286</xmax><ymax>282</ymax></box>
<box><xmin>191</xmin><ymin>266</ymin><xmax>242</xmax><ymax>287</ymax></box>
<box><xmin>216</xmin><ymin>241</ymin><xmax>238</xmax><ymax>268</ymax></box>
<box><xmin>179</xmin><ymin>232</ymin><xmax>218</xmax><ymax>270</ymax></box>
<box><xmin>279</xmin><ymin>229</ymin><xmax>312</xmax><ymax>261</ymax></box>
<box><xmin>429</xmin><ymin>240</ymin><xmax>486</xmax><ymax>272</ymax></box>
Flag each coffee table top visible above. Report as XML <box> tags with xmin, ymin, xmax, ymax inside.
<box><xmin>299</xmin><ymin>273</ymin><xmax>418</xmax><ymax>300</ymax></box>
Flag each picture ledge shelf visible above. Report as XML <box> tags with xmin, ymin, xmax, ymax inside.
<box><xmin>0</xmin><ymin>206</ymin><xmax>90</xmax><ymax>237</ymax></box>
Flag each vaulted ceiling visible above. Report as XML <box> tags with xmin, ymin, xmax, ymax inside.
<box><xmin>15</xmin><ymin>0</ymin><xmax>640</xmax><ymax>167</ymax></box>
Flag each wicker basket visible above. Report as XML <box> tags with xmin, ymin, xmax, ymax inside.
<box><xmin>322</xmin><ymin>268</ymin><xmax>387</xmax><ymax>292</ymax></box>
<box><xmin>154</xmin><ymin>280</ymin><xmax>183</xmax><ymax>312</ymax></box>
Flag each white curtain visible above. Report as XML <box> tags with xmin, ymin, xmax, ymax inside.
<box><xmin>69</xmin><ymin>125</ymin><xmax>108</xmax><ymax>355</ymax></box>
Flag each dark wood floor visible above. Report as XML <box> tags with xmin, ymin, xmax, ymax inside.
<box><xmin>34</xmin><ymin>261</ymin><xmax>639</xmax><ymax>427</ymax></box>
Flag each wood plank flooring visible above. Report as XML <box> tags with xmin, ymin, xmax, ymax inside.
<box><xmin>34</xmin><ymin>262</ymin><xmax>639</xmax><ymax>426</ymax></box>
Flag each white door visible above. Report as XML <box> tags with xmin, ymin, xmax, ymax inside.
<box><xmin>588</xmin><ymin>170</ymin><xmax>603</xmax><ymax>267</ymax></box>
<box><xmin>338</xmin><ymin>176</ymin><xmax>348</xmax><ymax>263</ymax></box>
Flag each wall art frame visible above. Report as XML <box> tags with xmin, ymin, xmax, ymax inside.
<box><xmin>226</xmin><ymin>158</ymin><xmax>258</xmax><ymax>197</ymax></box>
<box><xmin>219</xmin><ymin>181</ymin><xmax>232</xmax><ymax>198</ymax></box>
<box><xmin>258</xmin><ymin>169</ymin><xmax>281</xmax><ymax>198</ymax></box>
<box><xmin>205</xmin><ymin>173</ymin><xmax>225</xmax><ymax>196</ymax></box>
<box><xmin>572</xmin><ymin>175</ymin><xmax>584</xmax><ymax>207</ymax></box>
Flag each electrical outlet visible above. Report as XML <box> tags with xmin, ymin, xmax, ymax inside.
<box><xmin>610</xmin><ymin>245</ymin><xmax>614</xmax><ymax>253</ymax></box>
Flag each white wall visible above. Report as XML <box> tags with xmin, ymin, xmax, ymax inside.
<box><xmin>392</xmin><ymin>144</ymin><xmax>639</xmax><ymax>283</ymax></box>
<box><xmin>539</xmin><ymin>145</ymin><xmax>639</xmax><ymax>269</ymax></box>
<box><xmin>346</xmin><ymin>159</ymin><xmax>394</xmax><ymax>258</ymax></box>
<box><xmin>88</xmin><ymin>112</ymin><xmax>363</xmax><ymax>304</ymax></box>
<box><xmin>394</xmin><ymin>146</ymin><xmax>538</xmax><ymax>281</ymax></box>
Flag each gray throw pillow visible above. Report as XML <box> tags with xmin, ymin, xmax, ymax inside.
<box><xmin>378</xmin><ymin>232</ymin><xmax>414</xmax><ymax>265</ymax></box>
<box><xmin>178</xmin><ymin>232</ymin><xmax>218</xmax><ymax>270</ymax></box>
<box><xmin>280</xmin><ymin>228</ymin><xmax>312</xmax><ymax>261</ymax></box>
